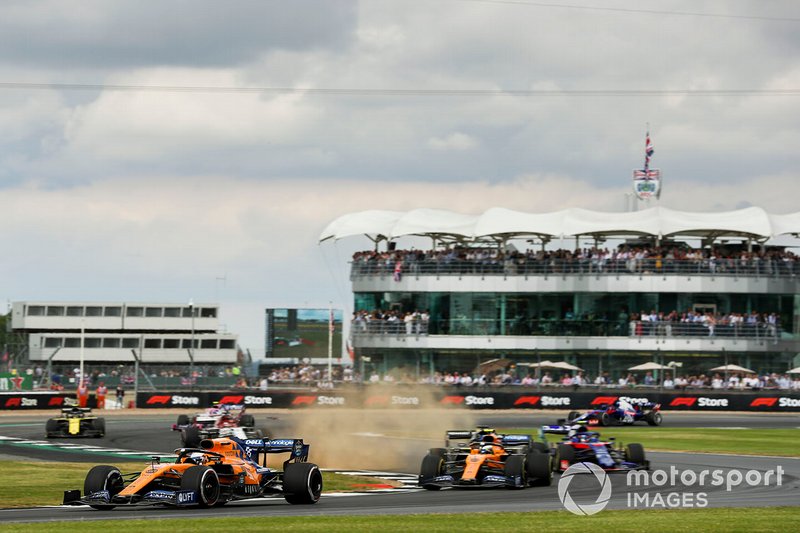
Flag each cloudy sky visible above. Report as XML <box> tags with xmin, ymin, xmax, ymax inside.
<box><xmin>1</xmin><ymin>0</ymin><xmax>798</xmax><ymax>355</ymax></box>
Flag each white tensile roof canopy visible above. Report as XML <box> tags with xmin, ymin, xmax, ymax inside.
<box><xmin>319</xmin><ymin>206</ymin><xmax>800</xmax><ymax>244</ymax></box>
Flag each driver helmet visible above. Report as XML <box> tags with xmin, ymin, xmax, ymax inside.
<box><xmin>480</xmin><ymin>444</ymin><xmax>494</xmax><ymax>454</ymax></box>
<box><xmin>186</xmin><ymin>452</ymin><xmax>205</xmax><ymax>465</ymax></box>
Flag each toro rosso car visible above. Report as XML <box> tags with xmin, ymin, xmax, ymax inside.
<box><xmin>563</xmin><ymin>400</ymin><xmax>662</xmax><ymax>427</ymax></box>
<box><xmin>172</xmin><ymin>403</ymin><xmax>262</xmax><ymax>447</ymax></box>
<box><xmin>46</xmin><ymin>407</ymin><xmax>105</xmax><ymax>438</ymax></box>
<box><xmin>419</xmin><ymin>427</ymin><xmax>551</xmax><ymax>489</ymax></box>
<box><xmin>63</xmin><ymin>436</ymin><xmax>322</xmax><ymax>509</ymax></box>
<box><xmin>540</xmin><ymin>424</ymin><xmax>649</xmax><ymax>472</ymax></box>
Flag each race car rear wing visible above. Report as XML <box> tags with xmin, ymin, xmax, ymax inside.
<box><xmin>500</xmin><ymin>434</ymin><xmax>532</xmax><ymax>446</ymax></box>
<box><xmin>230</xmin><ymin>437</ymin><xmax>311</xmax><ymax>465</ymax></box>
<box><xmin>61</xmin><ymin>407</ymin><xmax>91</xmax><ymax>414</ymax></box>
<box><xmin>445</xmin><ymin>430</ymin><xmax>474</xmax><ymax>446</ymax></box>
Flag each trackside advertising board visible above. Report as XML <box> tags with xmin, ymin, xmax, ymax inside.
<box><xmin>2</xmin><ymin>390</ymin><xmax>799</xmax><ymax>411</ymax></box>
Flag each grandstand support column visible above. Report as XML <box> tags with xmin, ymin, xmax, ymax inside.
<box><xmin>189</xmin><ymin>300</ymin><xmax>195</xmax><ymax>392</ymax></box>
<box><xmin>130</xmin><ymin>348</ymin><xmax>140</xmax><ymax>408</ymax></box>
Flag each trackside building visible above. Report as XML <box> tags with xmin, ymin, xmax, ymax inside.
<box><xmin>320</xmin><ymin>207</ymin><xmax>800</xmax><ymax>379</ymax></box>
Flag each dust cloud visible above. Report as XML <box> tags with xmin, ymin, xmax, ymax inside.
<box><xmin>268</xmin><ymin>387</ymin><xmax>479</xmax><ymax>472</ymax></box>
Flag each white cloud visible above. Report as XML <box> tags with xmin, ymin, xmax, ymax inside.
<box><xmin>427</xmin><ymin>132</ymin><xmax>478</xmax><ymax>151</ymax></box>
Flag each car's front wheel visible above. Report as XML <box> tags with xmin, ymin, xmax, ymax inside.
<box><xmin>419</xmin><ymin>453</ymin><xmax>445</xmax><ymax>490</ymax></box>
<box><xmin>504</xmin><ymin>455</ymin><xmax>528</xmax><ymax>489</ymax></box>
<box><xmin>84</xmin><ymin>465</ymin><xmax>124</xmax><ymax>510</ymax></box>
<box><xmin>181</xmin><ymin>466</ymin><xmax>221</xmax><ymax>507</ymax></box>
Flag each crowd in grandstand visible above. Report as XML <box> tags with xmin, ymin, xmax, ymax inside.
<box><xmin>351</xmin><ymin>308</ymin><xmax>783</xmax><ymax>338</ymax></box>
<box><xmin>415</xmin><ymin>369</ymin><xmax>800</xmax><ymax>390</ymax></box>
<box><xmin>352</xmin><ymin>245</ymin><xmax>800</xmax><ymax>277</ymax></box>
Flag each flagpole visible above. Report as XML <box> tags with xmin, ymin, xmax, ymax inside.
<box><xmin>327</xmin><ymin>302</ymin><xmax>333</xmax><ymax>385</ymax></box>
<box><xmin>79</xmin><ymin>318</ymin><xmax>85</xmax><ymax>388</ymax></box>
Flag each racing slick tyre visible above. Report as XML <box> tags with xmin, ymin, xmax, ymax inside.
<box><xmin>600</xmin><ymin>412</ymin><xmax>612</xmax><ymax>426</ymax></box>
<box><xmin>525</xmin><ymin>452</ymin><xmax>552</xmax><ymax>486</ymax></box>
<box><xmin>239</xmin><ymin>414</ymin><xmax>255</xmax><ymax>427</ymax></box>
<box><xmin>645</xmin><ymin>412</ymin><xmax>663</xmax><ymax>426</ymax></box>
<box><xmin>530</xmin><ymin>442</ymin><xmax>549</xmax><ymax>454</ymax></box>
<box><xmin>503</xmin><ymin>455</ymin><xmax>528</xmax><ymax>489</ymax></box>
<box><xmin>283</xmin><ymin>463</ymin><xmax>323</xmax><ymax>504</ymax></box>
<box><xmin>92</xmin><ymin>418</ymin><xmax>106</xmax><ymax>437</ymax></box>
<box><xmin>183</xmin><ymin>426</ymin><xmax>202</xmax><ymax>448</ymax></box>
<box><xmin>567</xmin><ymin>411</ymin><xmax>580</xmax><ymax>422</ymax></box>
<box><xmin>625</xmin><ymin>443</ymin><xmax>646</xmax><ymax>465</ymax></box>
<box><xmin>84</xmin><ymin>465</ymin><xmax>124</xmax><ymax>510</ymax></box>
<box><xmin>554</xmin><ymin>443</ymin><xmax>576</xmax><ymax>471</ymax></box>
<box><xmin>181</xmin><ymin>466</ymin><xmax>221</xmax><ymax>507</ymax></box>
<box><xmin>45</xmin><ymin>419</ymin><xmax>59</xmax><ymax>438</ymax></box>
<box><xmin>177</xmin><ymin>414</ymin><xmax>190</xmax><ymax>426</ymax></box>
<box><xmin>419</xmin><ymin>453</ymin><xmax>445</xmax><ymax>490</ymax></box>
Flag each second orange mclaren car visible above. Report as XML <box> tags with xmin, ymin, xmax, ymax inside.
<box><xmin>419</xmin><ymin>427</ymin><xmax>551</xmax><ymax>489</ymax></box>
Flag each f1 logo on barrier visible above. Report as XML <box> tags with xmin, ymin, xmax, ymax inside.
<box><xmin>218</xmin><ymin>396</ymin><xmax>244</xmax><ymax>404</ymax></box>
<box><xmin>365</xmin><ymin>396</ymin><xmax>389</xmax><ymax>407</ymax></box>
<box><xmin>750</xmin><ymin>398</ymin><xmax>778</xmax><ymax>408</ymax></box>
<box><xmin>670</xmin><ymin>397</ymin><xmax>698</xmax><ymax>407</ymax></box>
<box><xmin>440</xmin><ymin>396</ymin><xmax>465</xmax><ymax>405</ymax></box>
<box><xmin>591</xmin><ymin>396</ymin><xmax>618</xmax><ymax>406</ymax></box>
<box><xmin>292</xmin><ymin>396</ymin><xmax>316</xmax><ymax>406</ymax></box>
<box><xmin>513</xmin><ymin>396</ymin><xmax>541</xmax><ymax>406</ymax></box>
<box><xmin>146</xmin><ymin>395</ymin><xmax>172</xmax><ymax>405</ymax></box>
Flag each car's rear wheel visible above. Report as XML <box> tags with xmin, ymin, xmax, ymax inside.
<box><xmin>419</xmin><ymin>453</ymin><xmax>445</xmax><ymax>490</ymax></box>
<box><xmin>530</xmin><ymin>442</ymin><xmax>549</xmax><ymax>454</ymax></box>
<box><xmin>181</xmin><ymin>466</ymin><xmax>220</xmax><ymax>507</ymax></box>
<box><xmin>177</xmin><ymin>414</ymin><xmax>189</xmax><ymax>426</ymax></box>
<box><xmin>646</xmin><ymin>412</ymin><xmax>663</xmax><ymax>426</ymax></box>
<box><xmin>555</xmin><ymin>444</ymin><xmax>576</xmax><ymax>471</ymax></box>
<box><xmin>239</xmin><ymin>414</ymin><xmax>255</xmax><ymax>427</ymax></box>
<box><xmin>600</xmin><ymin>412</ymin><xmax>612</xmax><ymax>426</ymax></box>
<box><xmin>526</xmin><ymin>452</ymin><xmax>552</xmax><ymax>486</ymax></box>
<box><xmin>283</xmin><ymin>463</ymin><xmax>323</xmax><ymax>504</ymax></box>
<box><xmin>45</xmin><ymin>419</ymin><xmax>59</xmax><ymax>438</ymax></box>
<box><xmin>84</xmin><ymin>465</ymin><xmax>124</xmax><ymax>510</ymax></box>
<box><xmin>92</xmin><ymin>418</ymin><xmax>106</xmax><ymax>437</ymax></box>
<box><xmin>626</xmin><ymin>443</ymin><xmax>646</xmax><ymax>464</ymax></box>
<box><xmin>183</xmin><ymin>426</ymin><xmax>202</xmax><ymax>448</ymax></box>
<box><xmin>567</xmin><ymin>411</ymin><xmax>580</xmax><ymax>422</ymax></box>
<box><xmin>503</xmin><ymin>455</ymin><xmax>527</xmax><ymax>489</ymax></box>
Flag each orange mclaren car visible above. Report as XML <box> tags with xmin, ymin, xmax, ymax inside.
<box><xmin>419</xmin><ymin>427</ymin><xmax>551</xmax><ymax>489</ymax></box>
<box><xmin>63</xmin><ymin>436</ymin><xmax>322</xmax><ymax>509</ymax></box>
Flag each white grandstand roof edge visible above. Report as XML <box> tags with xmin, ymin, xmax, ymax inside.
<box><xmin>319</xmin><ymin>207</ymin><xmax>800</xmax><ymax>243</ymax></box>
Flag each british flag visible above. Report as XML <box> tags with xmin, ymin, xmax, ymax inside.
<box><xmin>644</xmin><ymin>131</ymin><xmax>654</xmax><ymax>170</ymax></box>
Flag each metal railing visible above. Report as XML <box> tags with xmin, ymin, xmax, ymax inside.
<box><xmin>351</xmin><ymin>257</ymin><xmax>800</xmax><ymax>279</ymax></box>
<box><xmin>351</xmin><ymin>319</ymin><xmax>785</xmax><ymax>340</ymax></box>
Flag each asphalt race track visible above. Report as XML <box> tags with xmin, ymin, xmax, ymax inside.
<box><xmin>0</xmin><ymin>410</ymin><xmax>798</xmax><ymax>524</ymax></box>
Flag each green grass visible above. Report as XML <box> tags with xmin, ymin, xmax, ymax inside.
<box><xmin>503</xmin><ymin>427</ymin><xmax>800</xmax><ymax>457</ymax></box>
<box><xmin>1</xmin><ymin>508</ymin><xmax>798</xmax><ymax>532</ymax></box>
<box><xmin>0</xmin><ymin>461</ymin><xmax>396</xmax><ymax>508</ymax></box>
